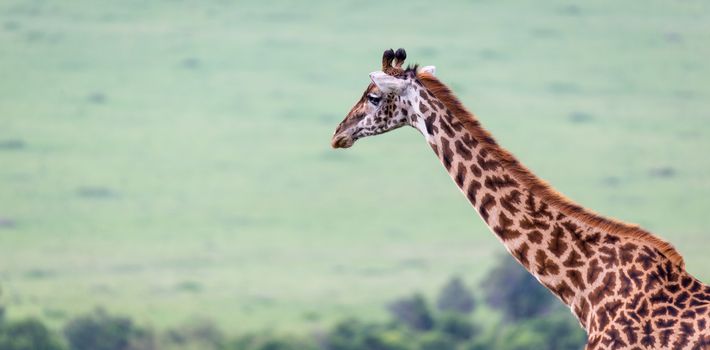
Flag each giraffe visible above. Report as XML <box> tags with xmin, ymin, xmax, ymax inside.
<box><xmin>331</xmin><ymin>49</ymin><xmax>710</xmax><ymax>350</ymax></box>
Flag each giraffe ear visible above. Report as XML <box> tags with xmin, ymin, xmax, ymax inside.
<box><xmin>419</xmin><ymin>66</ymin><xmax>436</xmax><ymax>76</ymax></box>
<box><xmin>369</xmin><ymin>71</ymin><xmax>408</xmax><ymax>93</ymax></box>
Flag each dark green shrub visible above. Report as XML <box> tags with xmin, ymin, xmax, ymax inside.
<box><xmin>436</xmin><ymin>313</ymin><xmax>478</xmax><ymax>341</ymax></box>
<box><xmin>387</xmin><ymin>294</ymin><xmax>434</xmax><ymax>331</ymax></box>
<box><xmin>416</xmin><ymin>332</ymin><xmax>456</xmax><ymax>350</ymax></box>
<box><xmin>226</xmin><ymin>332</ymin><xmax>318</xmax><ymax>350</ymax></box>
<box><xmin>436</xmin><ymin>276</ymin><xmax>475</xmax><ymax>314</ymax></box>
<box><xmin>509</xmin><ymin>313</ymin><xmax>586</xmax><ymax>350</ymax></box>
<box><xmin>481</xmin><ymin>256</ymin><xmax>559</xmax><ymax>322</ymax></box>
<box><xmin>322</xmin><ymin>319</ymin><xmax>412</xmax><ymax>350</ymax></box>
<box><xmin>164</xmin><ymin>318</ymin><xmax>224</xmax><ymax>349</ymax></box>
<box><xmin>0</xmin><ymin>318</ymin><xmax>65</xmax><ymax>350</ymax></box>
<box><xmin>63</xmin><ymin>309</ymin><xmax>154</xmax><ymax>350</ymax></box>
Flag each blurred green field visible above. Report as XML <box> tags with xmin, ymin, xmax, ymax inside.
<box><xmin>1</xmin><ymin>0</ymin><xmax>709</xmax><ymax>335</ymax></box>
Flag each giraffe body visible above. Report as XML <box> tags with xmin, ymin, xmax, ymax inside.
<box><xmin>331</xmin><ymin>49</ymin><xmax>710</xmax><ymax>349</ymax></box>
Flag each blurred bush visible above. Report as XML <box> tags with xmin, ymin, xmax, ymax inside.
<box><xmin>436</xmin><ymin>313</ymin><xmax>478</xmax><ymax>342</ymax></box>
<box><xmin>0</xmin><ymin>255</ymin><xmax>586</xmax><ymax>350</ymax></box>
<box><xmin>224</xmin><ymin>332</ymin><xmax>318</xmax><ymax>350</ymax></box>
<box><xmin>163</xmin><ymin>319</ymin><xmax>224</xmax><ymax>350</ymax></box>
<box><xmin>387</xmin><ymin>294</ymin><xmax>435</xmax><ymax>332</ymax></box>
<box><xmin>63</xmin><ymin>309</ymin><xmax>154</xmax><ymax>350</ymax></box>
<box><xmin>481</xmin><ymin>255</ymin><xmax>560</xmax><ymax>322</ymax></box>
<box><xmin>436</xmin><ymin>276</ymin><xmax>476</xmax><ymax>314</ymax></box>
<box><xmin>0</xmin><ymin>318</ymin><xmax>65</xmax><ymax>350</ymax></box>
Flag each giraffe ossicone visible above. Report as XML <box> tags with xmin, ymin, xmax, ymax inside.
<box><xmin>331</xmin><ymin>48</ymin><xmax>710</xmax><ymax>350</ymax></box>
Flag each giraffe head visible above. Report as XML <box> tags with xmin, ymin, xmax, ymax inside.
<box><xmin>331</xmin><ymin>48</ymin><xmax>436</xmax><ymax>148</ymax></box>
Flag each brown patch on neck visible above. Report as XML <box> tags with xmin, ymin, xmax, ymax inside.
<box><xmin>416</xmin><ymin>72</ymin><xmax>685</xmax><ymax>268</ymax></box>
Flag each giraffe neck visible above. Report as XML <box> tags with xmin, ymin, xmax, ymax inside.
<box><xmin>407</xmin><ymin>75</ymin><xmax>695</xmax><ymax>337</ymax></box>
<box><xmin>412</xmin><ymin>93</ymin><xmax>589</xmax><ymax>316</ymax></box>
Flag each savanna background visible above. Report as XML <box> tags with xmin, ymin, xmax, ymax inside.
<box><xmin>1</xmin><ymin>1</ymin><xmax>709</xmax><ymax>349</ymax></box>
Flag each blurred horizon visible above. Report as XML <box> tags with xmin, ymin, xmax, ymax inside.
<box><xmin>1</xmin><ymin>0</ymin><xmax>709</xmax><ymax>341</ymax></box>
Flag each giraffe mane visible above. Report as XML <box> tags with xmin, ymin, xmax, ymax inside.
<box><xmin>416</xmin><ymin>71</ymin><xmax>685</xmax><ymax>268</ymax></box>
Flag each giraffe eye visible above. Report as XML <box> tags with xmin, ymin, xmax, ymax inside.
<box><xmin>367</xmin><ymin>94</ymin><xmax>382</xmax><ymax>106</ymax></box>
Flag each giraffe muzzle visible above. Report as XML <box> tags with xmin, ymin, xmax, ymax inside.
<box><xmin>331</xmin><ymin>133</ymin><xmax>355</xmax><ymax>149</ymax></box>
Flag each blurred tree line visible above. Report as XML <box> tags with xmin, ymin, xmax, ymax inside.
<box><xmin>0</xmin><ymin>256</ymin><xmax>586</xmax><ymax>350</ymax></box>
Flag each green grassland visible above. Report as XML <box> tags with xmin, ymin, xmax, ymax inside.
<box><xmin>1</xmin><ymin>0</ymin><xmax>709</xmax><ymax>334</ymax></box>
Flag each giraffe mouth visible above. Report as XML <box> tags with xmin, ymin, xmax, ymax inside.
<box><xmin>331</xmin><ymin>133</ymin><xmax>355</xmax><ymax>149</ymax></box>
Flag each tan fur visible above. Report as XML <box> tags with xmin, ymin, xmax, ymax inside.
<box><xmin>416</xmin><ymin>71</ymin><xmax>685</xmax><ymax>268</ymax></box>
